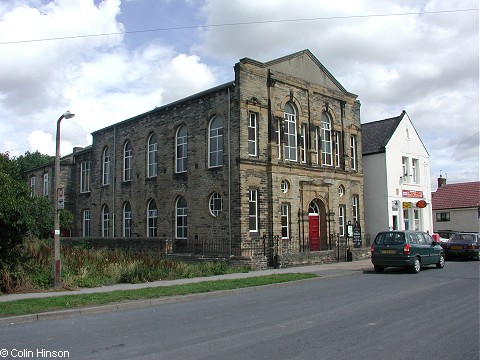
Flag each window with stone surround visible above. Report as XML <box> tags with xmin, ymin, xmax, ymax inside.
<box><xmin>321</xmin><ymin>112</ymin><xmax>332</xmax><ymax>166</ymax></box>
<box><xmin>248</xmin><ymin>112</ymin><xmax>258</xmax><ymax>156</ymax></box>
<box><xmin>147</xmin><ymin>199</ymin><xmax>158</xmax><ymax>237</ymax></box>
<box><xmin>123</xmin><ymin>202</ymin><xmax>132</xmax><ymax>237</ymax></box>
<box><xmin>176</xmin><ymin>125</ymin><xmax>187</xmax><ymax>173</ymax></box>
<box><xmin>43</xmin><ymin>173</ymin><xmax>49</xmax><ymax>196</ymax></box>
<box><xmin>80</xmin><ymin>161</ymin><xmax>90</xmax><ymax>193</ymax></box>
<box><xmin>339</xmin><ymin>205</ymin><xmax>346</xmax><ymax>237</ymax></box>
<box><xmin>284</xmin><ymin>102</ymin><xmax>297</xmax><ymax>161</ymax></box>
<box><xmin>249</xmin><ymin>189</ymin><xmax>258</xmax><ymax>232</ymax></box>
<box><xmin>208</xmin><ymin>116</ymin><xmax>223</xmax><ymax>168</ymax></box>
<box><xmin>147</xmin><ymin>133</ymin><xmax>158</xmax><ymax>178</ymax></box>
<box><xmin>350</xmin><ymin>135</ymin><xmax>357</xmax><ymax>171</ymax></box>
<box><xmin>123</xmin><ymin>140</ymin><xmax>132</xmax><ymax>182</ymax></box>
<box><xmin>176</xmin><ymin>196</ymin><xmax>187</xmax><ymax>239</ymax></box>
<box><xmin>83</xmin><ymin>209</ymin><xmax>91</xmax><ymax>237</ymax></box>
<box><xmin>281</xmin><ymin>203</ymin><xmax>290</xmax><ymax>239</ymax></box>
<box><xmin>102</xmin><ymin>147</ymin><xmax>110</xmax><ymax>186</ymax></box>
<box><xmin>102</xmin><ymin>204</ymin><xmax>110</xmax><ymax>237</ymax></box>
<box><xmin>209</xmin><ymin>192</ymin><xmax>223</xmax><ymax>217</ymax></box>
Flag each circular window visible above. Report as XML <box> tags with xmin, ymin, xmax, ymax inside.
<box><xmin>338</xmin><ymin>185</ymin><xmax>345</xmax><ymax>197</ymax></box>
<box><xmin>281</xmin><ymin>179</ymin><xmax>290</xmax><ymax>193</ymax></box>
<box><xmin>209</xmin><ymin>192</ymin><xmax>223</xmax><ymax>217</ymax></box>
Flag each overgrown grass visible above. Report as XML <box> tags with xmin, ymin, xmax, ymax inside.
<box><xmin>0</xmin><ymin>274</ymin><xmax>316</xmax><ymax>317</ymax></box>
<box><xmin>1</xmin><ymin>238</ymin><xmax>250</xmax><ymax>294</ymax></box>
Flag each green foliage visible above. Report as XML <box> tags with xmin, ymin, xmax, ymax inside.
<box><xmin>13</xmin><ymin>151</ymin><xmax>54</xmax><ymax>180</ymax></box>
<box><xmin>59</xmin><ymin>209</ymin><xmax>73</xmax><ymax>229</ymax></box>
<box><xmin>0</xmin><ymin>239</ymin><xmax>251</xmax><ymax>293</ymax></box>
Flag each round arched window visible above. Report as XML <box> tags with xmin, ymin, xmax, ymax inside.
<box><xmin>209</xmin><ymin>192</ymin><xmax>223</xmax><ymax>217</ymax></box>
<box><xmin>338</xmin><ymin>185</ymin><xmax>345</xmax><ymax>197</ymax></box>
<box><xmin>281</xmin><ymin>179</ymin><xmax>290</xmax><ymax>193</ymax></box>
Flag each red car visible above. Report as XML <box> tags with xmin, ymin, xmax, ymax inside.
<box><xmin>441</xmin><ymin>233</ymin><xmax>480</xmax><ymax>260</ymax></box>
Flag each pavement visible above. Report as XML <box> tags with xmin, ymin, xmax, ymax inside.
<box><xmin>0</xmin><ymin>259</ymin><xmax>373</xmax><ymax>325</ymax></box>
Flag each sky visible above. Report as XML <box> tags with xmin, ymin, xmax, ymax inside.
<box><xmin>0</xmin><ymin>0</ymin><xmax>478</xmax><ymax>189</ymax></box>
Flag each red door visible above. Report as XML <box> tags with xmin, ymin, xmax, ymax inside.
<box><xmin>309</xmin><ymin>215</ymin><xmax>320</xmax><ymax>251</ymax></box>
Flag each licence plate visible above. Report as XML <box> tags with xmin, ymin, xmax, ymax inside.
<box><xmin>381</xmin><ymin>249</ymin><xmax>396</xmax><ymax>254</ymax></box>
<box><xmin>451</xmin><ymin>246</ymin><xmax>463</xmax><ymax>250</ymax></box>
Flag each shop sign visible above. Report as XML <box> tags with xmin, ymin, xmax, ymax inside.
<box><xmin>402</xmin><ymin>190</ymin><xmax>424</xmax><ymax>198</ymax></box>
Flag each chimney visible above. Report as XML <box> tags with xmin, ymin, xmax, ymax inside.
<box><xmin>437</xmin><ymin>174</ymin><xmax>447</xmax><ymax>189</ymax></box>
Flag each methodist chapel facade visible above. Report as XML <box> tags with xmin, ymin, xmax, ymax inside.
<box><xmin>27</xmin><ymin>50</ymin><xmax>364</xmax><ymax>257</ymax></box>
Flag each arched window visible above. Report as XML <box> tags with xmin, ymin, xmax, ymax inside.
<box><xmin>101</xmin><ymin>204</ymin><xmax>110</xmax><ymax>237</ymax></box>
<box><xmin>175</xmin><ymin>196</ymin><xmax>187</xmax><ymax>239</ymax></box>
<box><xmin>123</xmin><ymin>140</ymin><xmax>132</xmax><ymax>182</ymax></box>
<box><xmin>284</xmin><ymin>103</ymin><xmax>297</xmax><ymax>161</ymax></box>
<box><xmin>147</xmin><ymin>133</ymin><xmax>158</xmax><ymax>178</ymax></box>
<box><xmin>175</xmin><ymin>125</ymin><xmax>187</xmax><ymax>173</ymax></box>
<box><xmin>321</xmin><ymin>112</ymin><xmax>332</xmax><ymax>166</ymax></box>
<box><xmin>208</xmin><ymin>117</ymin><xmax>223</xmax><ymax>168</ymax></box>
<box><xmin>123</xmin><ymin>202</ymin><xmax>132</xmax><ymax>237</ymax></box>
<box><xmin>102</xmin><ymin>147</ymin><xmax>110</xmax><ymax>185</ymax></box>
<box><xmin>147</xmin><ymin>199</ymin><xmax>158</xmax><ymax>237</ymax></box>
<box><xmin>209</xmin><ymin>192</ymin><xmax>223</xmax><ymax>217</ymax></box>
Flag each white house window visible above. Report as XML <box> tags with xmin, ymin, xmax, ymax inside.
<box><xmin>339</xmin><ymin>185</ymin><xmax>345</xmax><ymax>197</ymax></box>
<box><xmin>123</xmin><ymin>202</ymin><xmax>132</xmax><ymax>237</ymax></box>
<box><xmin>248</xmin><ymin>112</ymin><xmax>257</xmax><ymax>156</ymax></box>
<box><xmin>209</xmin><ymin>192</ymin><xmax>223</xmax><ymax>217</ymax></box>
<box><xmin>102</xmin><ymin>205</ymin><xmax>110</xmax><ymax>237</ymax></box>
<box><xmin>147</xmin><ymin>199</ymin><xmax>158</xmax><ymax>237</ymax></box>
<box><xmin>339</xmin><ymin>205</ymin><xmax>346</xmax><ymax>237</ymax></box>
<box><xmin>82</xmin><ymin>209</ymin><xmax>91</xmax><ymax>238</ymax></box>
<box><xmin>43</xmin><ymin>173</ymin><xmax>49</xmax><ymax>196</ymax></box>
<box><xmin>249</xmin><ymin>189</ymin><xmax>258</xmax><ymax>232</ymax></box>
<box><xmin>123</xmin><ymin>141</ymin><xmax>132</xmax><ymax>182</ymax></box>
<box><xmin>281</xmin><ymin>179</ymin><xmax>289</xmax><ymax>193</ymax></box>
<box><xmin>281</xmin><ymin>203</ymin><xmax>290</xmax><ymax>239</ymax></box>
<box><xmin>321</xmin><ymin>112</ymin><xmax>332</xmax><ymax>166</ymax></box>
<box><xmin>102</xmin><ymin>147</ymin><xmax>110</xmax><ymax>186</ymax></box>
<box><xmin>402</xmin><ymin>156</ymin><xmax>409</xmax><ymax>182</ymax></box>
<box><xmin>209</xmin><ymin>117</ymin><xmax>223</xmax><ymax>168</ymax></box>
<box><xmin>436</xmin><ymin>212</ymin><xmax>450</xmax><ymax>222</ymax></box>
<box><xmin>80</xmin><ymin>161</ymin><xmax>91</xmax><ymax>193</ymax></box>
<box><xmin>284</xmin><ymin>102</ymin><xmax>297</xmax><ymax>161</ymax></box>
<box><xmin>350</xmin><ymin>135</ymin><xmax>357</xmax><ymax>170</ymax></box>
<box><xmin>412</xmin><ymin>158</ymin><xmax>419</xmax><ymax>183</ymax></box>
<box><xmin>147</xmin><ymin>133</ymin><xmax>158</xmax><ymax>178</ymax></box>
<box><xmin>176</xmin><ymin>125</ymin><xmax>188</xmax><ymax>173</ymax></box>
<box><xmin>176</xmin><ymin>196</ymin><xmax>187</xmax><ymax>239</ymax></box>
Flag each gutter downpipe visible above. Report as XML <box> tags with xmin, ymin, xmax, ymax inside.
<box><xmin>112</xmin><ymin>125</ymin><xmax>116</xmax><ymax>237</ymax></box>
<box><xmin>228</xmin><ymin>86</ymin><xmax>232</xmax><ymax>256</ymax></box>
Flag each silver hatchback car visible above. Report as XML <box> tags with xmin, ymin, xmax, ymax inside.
<box><xmin>371</xmin><ymin>230</ymin><xmax>445</xmax><ymax>273</ymax></box>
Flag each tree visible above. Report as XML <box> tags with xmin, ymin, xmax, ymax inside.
<box><xmin>13</xmin><ymin>151</ymin><xmax>54</xmax><ymax>180</ymax></box>
<box><xmin>0</xmin><ymin>152</ymin><xmax>55</xmax><ymax>268</ymax></box>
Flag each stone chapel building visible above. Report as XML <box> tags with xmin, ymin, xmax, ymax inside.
<box><xmin>27</xmin><ymin>50</ymin><xmax>364</xmax><ymax>259</ymax></box>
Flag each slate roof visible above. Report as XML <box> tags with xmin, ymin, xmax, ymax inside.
<box><xmin>361</xmin><ymin>111</ymin><xmax>404</xmax><ymax>155</ymax></box>
<box><xmin>432</xmin><ymin>181</ymin><xmax>480</xmax><ymax>210</ymax></box>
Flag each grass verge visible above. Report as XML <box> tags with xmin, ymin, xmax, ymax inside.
<box><xmin>0</xmin><ymin>273</ymin><xmax>316</xmax><ymax>318</ymax></box>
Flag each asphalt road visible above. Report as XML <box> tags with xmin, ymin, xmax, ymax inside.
<box><xmin>0</xmin><ymin>260</ymin><xmax>478</xmax><ymax>360</ymax></box>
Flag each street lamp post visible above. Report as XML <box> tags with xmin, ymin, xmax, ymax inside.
<box><xmin>53</xmin><ymin>110</ymin><xmax>75</xmax><ymax>288</ymax></box>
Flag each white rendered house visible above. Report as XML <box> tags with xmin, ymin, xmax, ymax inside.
<box><xmin>362</xmin><ymin>111</ymin><xmax>433</xmax><ymax>238</ymax></box>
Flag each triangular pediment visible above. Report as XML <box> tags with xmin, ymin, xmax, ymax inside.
<box><xmin>242</xmin><ymin>50</ymin><xmax>356</xmax><ymax>97</ymax></box>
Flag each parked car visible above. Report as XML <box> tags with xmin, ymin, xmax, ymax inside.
<box><xmin>371</xmin><ymin>230</ymin><xmax>445</xmax><ymax>274</ymax></box>
<box><xmin>441</xmin><ymin>233</ymin><xmax>480</xmax><ymax>260</ymax></box>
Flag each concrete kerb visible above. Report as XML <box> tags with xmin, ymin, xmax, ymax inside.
<box><xmin>0</xmin><ymin>259</ymin><xmax>373</xmax><ymax>325</ymax></box>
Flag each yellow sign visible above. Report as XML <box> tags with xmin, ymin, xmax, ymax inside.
<box><xmin>402</xmin><ymin>202</ymin><xmax>412</xmax><ymax>209</ymax></box>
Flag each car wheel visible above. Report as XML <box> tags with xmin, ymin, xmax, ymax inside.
<box><xmin>436</xmin><ymin>254</ymin><xmax>445</xmax><ymax>268</ymax></box>
<box><xmin>374</xmin><ymin>265</ymin><xmax>385</xmax><ymax>273</ymax></box>
<box><xmin>410</xmin><ymin>257</ymin><xmax>421</xmax><ymax>274</ymax></box>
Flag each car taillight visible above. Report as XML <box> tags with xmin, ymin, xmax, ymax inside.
<box><xmin>371</xmin><ymin>243</ymin><xmax>375</xmax><ymax>255</ymax></box>
<box><xmin>403</xmin><ymin>243</ymin><xmax>410</xmax><ymax>254</ymax></box>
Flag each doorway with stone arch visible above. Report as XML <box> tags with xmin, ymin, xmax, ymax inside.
<box><xmin>308</xmin><ymin>199</ymin><xmax>327</xmax><ymax>251</ymax></box>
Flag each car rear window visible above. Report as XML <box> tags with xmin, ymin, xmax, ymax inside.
<box><xmin>450</xmin><ymin>234</ymin><xmax>476</xmax><ymax>243</ymax></box>
<box><xmin>375</xmin><ymin>232</ymin><xmax>405</xmax><ymax>245</ymax></box>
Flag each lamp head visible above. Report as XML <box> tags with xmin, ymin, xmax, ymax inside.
<box><xmin>63</xmin><ymin>111</ymin><xmax>75</xmax><ymax>119</ymax></box>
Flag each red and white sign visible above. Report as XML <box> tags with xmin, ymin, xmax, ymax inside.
<box><xmin>402</xmin><ymin>190</ymin><xmax>424</xmax><ymax>198</ymax></box>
